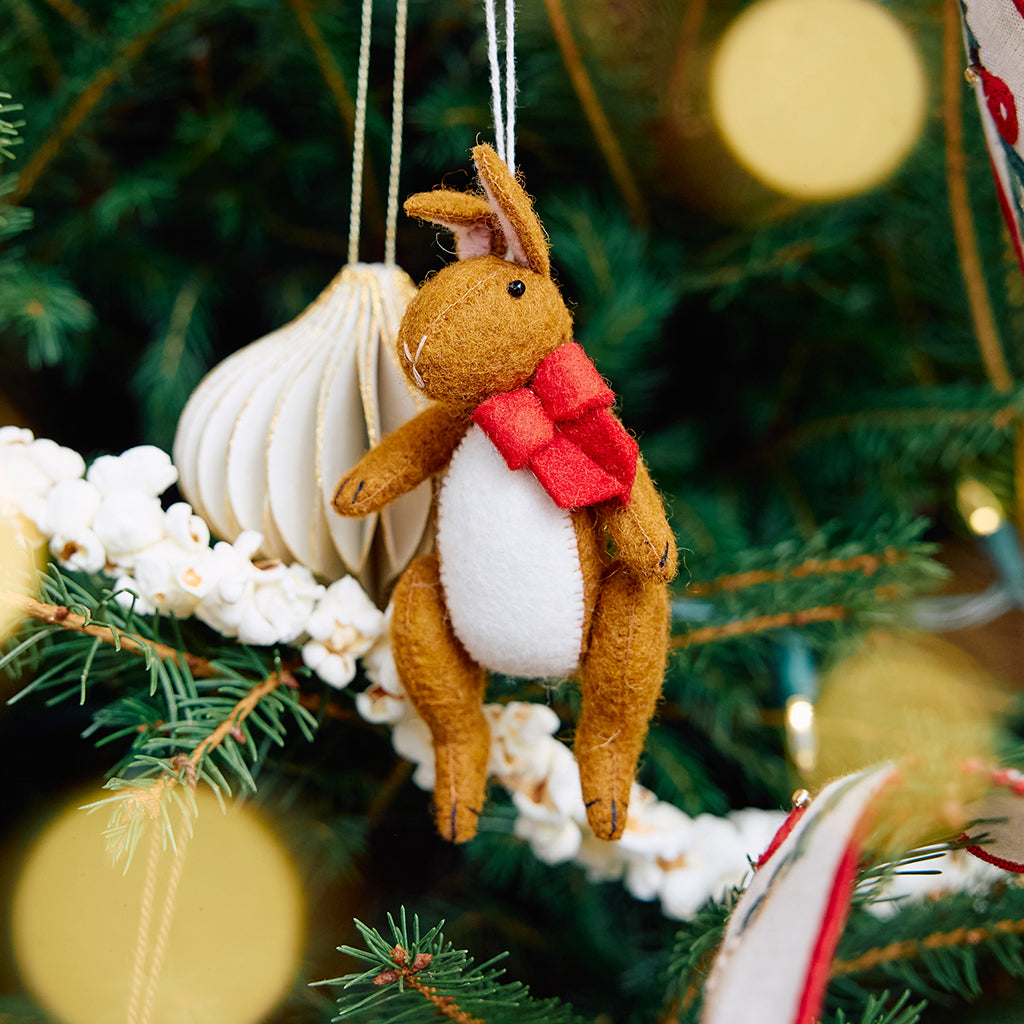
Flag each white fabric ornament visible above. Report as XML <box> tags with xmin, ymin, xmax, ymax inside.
<box><xmin>962</xmin><ymin>765</ymin><xmax>1024</xmax><ymax>873</ymax></box>
<box><xmin>701</xmin><ymin>764</ymin><xmax>899</xmax><ymax>1024</ymax></box>
<box><xmin>960</xmin><ymin>1</ymin><xmax>1024</xmax><ymax>273</ymax></box>
<box><xmin>173</xmin><ymin>263</ymin><xmax>430</xmax><ymax>599</ymax></box>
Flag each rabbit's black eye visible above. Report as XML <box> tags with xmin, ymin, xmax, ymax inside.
<box><xmin>507</xmin><ymin>280</ymin><xmax>526</xmax><ymax>298</ymax></box>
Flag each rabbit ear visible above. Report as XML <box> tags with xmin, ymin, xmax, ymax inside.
<box><xmin>404</xmin><ymin>190</ymin><xmax>506</xmax><ymax>260</ymax></box>
<box><xmin>472</xmin><ymin>143</ymin><xmax>551</xmax><ymax>277</ymax></box>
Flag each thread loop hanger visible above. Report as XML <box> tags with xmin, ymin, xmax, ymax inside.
<box><xmin>348</xmin><ymin>0</ymin><xmax>409</xmax><ymax>266</ymax></box>
<box><xmin>484</xmin><ymin>0</ymin><xmax>517</xmax><ymax>173</ymax></box>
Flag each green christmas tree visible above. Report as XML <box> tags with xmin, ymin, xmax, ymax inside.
<box><xmin>3</xmin><ymin>0</ymin><xmax>1024</xmax><ymax>1021</ymax></box>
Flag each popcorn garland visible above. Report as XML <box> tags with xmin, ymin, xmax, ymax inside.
<box><xmin>0</xmin><ymin>426</ymin><xmax>1001</xmax><ymax>920</ymax></box>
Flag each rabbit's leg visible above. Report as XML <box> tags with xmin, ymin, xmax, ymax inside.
<box><xmin>391</xmin><ymin>554</ymin><xmax>490</xmax><ymax>842</ymax></box>
<box><xmin>576</xmin><ymin>561</ymin><xmax>670</xmax><ymax>840</ymax></box>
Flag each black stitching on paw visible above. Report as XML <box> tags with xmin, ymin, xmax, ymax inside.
<box><xmin>659</xmin><ymin>542</ymin><xmax>669</xmax><ymax>568</ymax></box>
<box><xmin>610</xmin><ymin>799</ymin><xmax>618</xmax><ymax>837</ymax></box>
<box><xmin>353</xmin><ymin>480</ymin><xmax>365</xmax><ymax>503</ymax></box>
<box><xmin>585</xmin><ymin>797</ymin><xmax>602</xmax><ymax>808</ymax></box>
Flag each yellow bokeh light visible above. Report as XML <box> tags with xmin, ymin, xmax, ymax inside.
<box><xmin>12</xmin><ymin>788</ymin><xmax>304</xmax><ymax>1024</ymax></box>
<box><xmin>0</xmin><ymin>513</ymin><xmax>42</xmax><ymax>645</ymax></box>
<box><xmin>710</xmin><ymin>0</ymin><xmax>926</xmax><ymax>200</ymax></box>
<box><xmin>813</xmin><ymin>632</ymin><xmax>1007</xmax><ymax>852</ymax></box>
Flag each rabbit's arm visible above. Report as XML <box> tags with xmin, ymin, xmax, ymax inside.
<box><xmin>333</xmin><ymin>404</ymin><xmax>471</xmax><ymax>517</ymax></box>
<box><xmin>601</xmin><ymin>459</ymin><xmax>678</xmax><ymax>582</ymax></box>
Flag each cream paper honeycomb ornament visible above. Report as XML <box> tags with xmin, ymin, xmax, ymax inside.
<box><xmin>172</xmin><ymin>263</ymin><xmax>429</xmax><ymax>598</ymax></box>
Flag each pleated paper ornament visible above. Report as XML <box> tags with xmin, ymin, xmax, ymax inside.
<box><xmin>172</xmin><ymin>0</ymin><xmax>428</xmax><ymax>601</ymax></box>
<box><xmin>173</xmin><ymin>264</ymin><xmax>428</xmax><ymax>590</ymax></box>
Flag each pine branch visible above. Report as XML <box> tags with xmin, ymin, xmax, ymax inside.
<box><xmin>540</xmin><ymin>0</ymin><xmax>648</xmax><ymax>227</ymax></box>
<box><xmin>672</xmin><ymin>518</ymin><xmax>944</xmax><ymax>651</ymax></box>
<box><xmin>2</xmin><ymin>566</ymin><xmax>316</xmax><ymax>862</ymax></box>
<box><xmin>673</xmin><ymin>604</ymin><xmax>849</xmax><ymax>649</ymax></box>
<box><xmin>824</xmin><ymin>990</ymin><xmax>926</xmax><ymax>1024</ymax></box>
<box><xmin>831</xmin><ymin>883</ymin><xmax>1024</xmax><ymax>1005</ymax></box>
<box><xmin>783</xmin><ymin>384</ymin><xmax>1024</xmax><ymax>481</ymax></box>
<box><xmin>86</xmin><ymin>665</ymin><xmax>316</xmax><ymax>862</ymax></box>
<box><xmin>10</xmin><ymin>0</ymin><xmax>204</xmax><ymax>204</ymax></box>
<box><xmin>661</xmin><ymin>895</ymin><xmax>734</xmax><ymax>1024</ymax></box>
<box><xmin>833</xmin><ymin>917</ymin><xmax>1024</xmax><ymax>978</ymax></box>
<box><xmin>689</xmin><ymin>550</ymin><xmax>910</xmax><ymax>596</ymax></box>
<box><xmin>0</xmin><ymin>589</ymin><xmax>215</xmax><ymax>679</ymax></box>
<box><xmin>316</xmin><ymin>909</ymin><xmax>588</xmax><ymax>1024</ymax></box>
<box><xmin>0</xmin><ymin>94</ymin><xmax>24</xmax><ymax>162</ymax></box>
<box><xmin>38</xmin><ymin>0</ymin><xmax>97</xmax><ymax>35</ymax></box>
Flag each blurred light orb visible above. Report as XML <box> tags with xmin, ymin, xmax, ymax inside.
<box><xmin>13</xmin><ymin>789</ymin><xmax>303</xmax><ymax>1024</ymax></box>
<box><xmin>710</xmin><ymin>0</ymin><xmax>926</xmax><ymax>200</ymax></box>
<box><xmin>813</xmin><ymin>632</ymin><xmax>1001</xmax><ymax>784</ymax></box>
<box><xmin>0</xmin><ymin>515</ymin><xmax>38</xmax><ymax>644</ymax></box>
<box><xmin>811</xmin><ymin>632</ymin><xmax>1005</xmax><ymax>851</ymax></box>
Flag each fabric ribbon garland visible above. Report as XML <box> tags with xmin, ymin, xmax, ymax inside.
<box><xmin>473</xmin><ymin>341</ymin><xmax>638</xmax><ymax>508</ymax></box>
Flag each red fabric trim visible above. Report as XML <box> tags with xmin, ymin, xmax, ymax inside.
<box><xmin>755</xmin><ymin>804</ymin><xmax>808</xmax><ymax>869</ymax></box>
<box><xmin>979</xmin><ymin>69</ymin><xmax>1019</xmax><ymax>145</ymax></box>
<box><xmin>794</xmin><ymin>843</ymin><xmax>859</xmax><ymax>1024</ymax></box>
<box><xmin>959</xmin><ymin>828</ymin><xmax>1024</xmax><ymax>874</ymax></box>
<box><xmin>962</xmin><ymin>843</ymin><xmax>1024</xmax><ymax>873</ymax></box>
<box><xmin>473</xmin><ymin>341</ymin><xmax>637</xmax><ymax>508</ymax></box>
<box><xmin>959</xmin><ymin>767</ymin><xmax>1024</xmax><ymax>873</ymax></box>
<box><xmin>990</xmin><ymin>157</ymin><xmax>1024</xmax><ymax>280</ymax></box>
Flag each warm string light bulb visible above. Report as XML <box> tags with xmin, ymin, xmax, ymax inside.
<box><xmin>956</xmin><ymin>478</ymin><xmax>1005</xmax><ymax>536</ymax></box>
<box><xmin>785</xmin><ymin>695</ymin><xmax>818</xmax><ymax>776</ymax></box>
<box><xmin>779</xmin><ymin>631</ymin><xmax>818</xmax><ymax>776</ymax></box>
<box><xmin>957</xmin><ymin>477</ymin><xmax>1024</xmax><ymax>608</ymax></box>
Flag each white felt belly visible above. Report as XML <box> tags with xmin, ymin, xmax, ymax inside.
<box><xmin>437</xmin><ymin>425</ymin><xmax>584</xmax><ymax>678</ymax></box>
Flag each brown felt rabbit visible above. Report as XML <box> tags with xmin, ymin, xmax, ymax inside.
<box><xmin>333</xmin><ymin>144</ymin><xmax>677</xmax><ymax>843</ymax></box>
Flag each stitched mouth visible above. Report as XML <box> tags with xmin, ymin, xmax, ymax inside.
<box><xmin>402</xmin><ymin>333</ymin><xmax>428</xmax><ymax>389</ymax></box>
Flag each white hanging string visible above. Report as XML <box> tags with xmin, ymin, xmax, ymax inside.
<box><xmin>484</xmin><ymin>0</ymin><xmax>506</xmax><ymax>166</ymax></box>
<box><xmin>347</xmin><ymin>0</ymin><xmax>375</xmax><ymax>265</ymax></box>
<box><xmin>504</xmin><ymin>0</ymin><xmax>517</xmax><ymax>171</ymax></box>
<box><xmin>384</xmin><ymin>0</ymin><xmax>409</xmax><ymax>266</ymax></box>
<box><xmin>348</xmin><ymin>0</ymin><xmax>409</xmax><ymax>265</ymax></box>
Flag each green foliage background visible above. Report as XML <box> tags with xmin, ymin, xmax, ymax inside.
<box><xmin>3</xmin><ymin>0</ymin><xmax>1024</xmax><ymax>1021</ymax></box>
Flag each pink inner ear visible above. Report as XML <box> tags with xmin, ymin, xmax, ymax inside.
<box><xmin>479</xmin><ymin>178</ymin><xmax>533</xmax><ymax>270</ymax></box>
<box><xmin>454</xmin><ymin>222</ymin><xmax>495</xmax><ymax>260</ymax></box>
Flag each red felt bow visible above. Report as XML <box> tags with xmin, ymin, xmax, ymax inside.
<box><xmin>473</xmin><ymin>341</ymin><xmax>638</xmax><ymax>509</ymax></box>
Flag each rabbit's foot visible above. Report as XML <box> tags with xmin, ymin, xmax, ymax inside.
<box><xmin>576</xmin><ymin>561</ymin><xmax>670</xmax><ymax>841</ymax></box>
<box><xmin>391</xmin><ymin>553</ymin><xmax>490</xmax><ymax>843</ymax></box>
<box><xmin>433</xmin><ymin>734</ymin><xmax>490</xmax><ymax>843</ymax></box>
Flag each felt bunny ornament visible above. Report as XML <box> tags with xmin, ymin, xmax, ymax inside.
<box><xmin>334</xmin><ymin>144</ymin><xmax>677</xmax><ymax>843</ymax></box>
